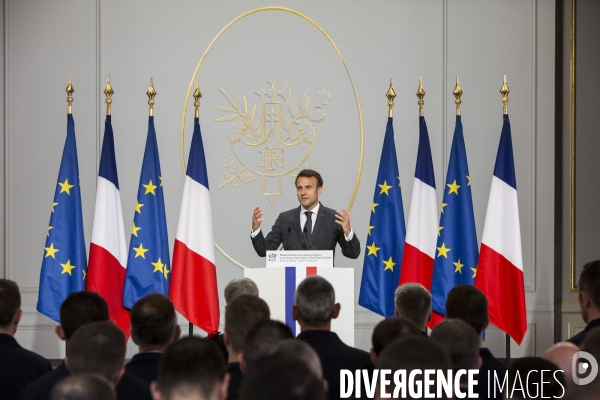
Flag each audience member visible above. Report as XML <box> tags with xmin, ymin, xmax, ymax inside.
<box><xmin>542</xmin><ymin>341</ymin><xmax>579</xmax><ymax>388</ymax></box>
<box><xmin>239</xmin><ymin>355</ymin><xmax>326</xmax><ymax>400</ymax></box>
<box><xmin>0</xmin><ymin>279</ymin><xmax>52</xmax><ymax>400</ymax></box>
<box><xmin>506</xmin><ymin>358</ymin><xmax>566</xmax><ymax>400</ymax></box>
<box><xmin>272</xmin><ymin>339</ymin><xmax>328</xmax><ymax>393</ymax></box>
<box><xmin>446</xmin><ymin>284</ymin><xmax>507</xmax><ymax>399</ymax></box>
<box><xmin>293</xmin><ymin>275</ymin><xmax>372</xmax><ymax>400</ymax></box>
<box><xmin>209</xmin><ymin>278</ymin><xmax>260</xmax><ymax>360</ymax></box>
<box><xmin>376</xmin><ymin>336</ymin><xmax>452</xmax><ymax>400</ymax></box>
<box><xmin>568</xmin><ymin>260</ymin><xmax>600</xmax><ymax>346</ymax></box>
<box><xmin>241</xmin><ymin>319</ymin><xmax>293</xmax><ymax>373</ymax></box>
<box><xmin>370</xmin><ymin>316</ymin><xmax>420</xmax><ymax>365</ymax></box>
<box><xmin>66</xmin><ymin>321</ymin><xmax>151</xmax><ymax>400</ymax></box>
<box><xmin>394</xmin><ymin>283</ymin><xmax>431</xmax><ymax>336</ymax></box>
<box><xmin>127</xmin><ymin>293</ymin><xmax>180</xmax><ymax>384</ymax></box>
<box><xmin>224</xmin><ymin>294</ymin><xmax>270</xmax><ymax>400</ymax></box>
<box><xmin>49</xmin><ymin>373</ymin><xmax>116</xmax><ymax>400</ymax></box>
<box><xmin>151</xmin><ymin>337</ymin><xmax>229</xmax><ymax>400</ymax></box>
<box><xmin>17</xmin><ymin>291</ymin><xmax>109</xmax><ymax>400</ymax></box>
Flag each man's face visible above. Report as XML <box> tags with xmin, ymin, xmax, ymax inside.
<box><xmin>296</xmin><ymin>176</ymin><xmax>322</xmax><ymax>211</ymax></box>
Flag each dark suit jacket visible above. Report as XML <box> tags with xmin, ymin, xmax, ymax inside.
<box><xmin>252</xmin><ymin>203</ymin><xmax>361</xmax><ymax>261</ymax></box>
<box><xmin>0</xmin><ymin>334</ymin><xmax>52</xmax><ymax>400</ymax></box>
<box><xmin>567</xmin><ymin>317</ymin><xmax>600</xmax><ymax>347</ymax></box>
<box><xmin>297</xmin><ymin>330</ymin><xmax>372</xmax><ymax>400</ymax></box>
<box><xmin>125</xmin><ymin>352</ymin><xmax>161</xmax><ymax>385</ymax></box>
<box><xmin>17</xmin><ymin>360</ymin><xmax>152</xmax><ymax>400</ymax></box>
<box><xmin>475</xmin><ymin>347</ymin><xmax>507</xmax><ymax>400</ymax></box>
<box><xmin>226</xmin><ymin>362</ymin><xmax>243</xmax><ymax>400</ymax></box>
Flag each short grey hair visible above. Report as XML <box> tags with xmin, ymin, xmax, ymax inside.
<box><xmin>224</xmin><ymin>278</ymin><xmax>259</xmax><ymax>305</ymax></box>
<box><xmin>272</xmin><ymin>339</ymin><xmax>323</xmax><ymax>379</ymax></box>
<box><xmin>294</xmin><ymin>275</ymin><xmax>335</xmax><ymax>327</ymax></box>
<box><xmin>394</xmin><ymin>283</ymin><xmax>431</xmax><ymax>328</ymax></box>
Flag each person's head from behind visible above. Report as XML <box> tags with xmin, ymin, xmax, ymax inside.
<box><xmin>394</xmin><ymin>283</ymin><xmax>431</xmax><ymax>331</ymax></box>
<box><xmin>542</xmin><ymin>341</ymin><xmax>579</xmax><ymax>388</ymax></box>
<box><xmin>431</xmin><ymin>319</ymin><xmax>481</xmax><ymax>376</ymax></box>
<box><xmin>507</xmin><ymin>358</ymin><xmax>566</xmax><ymax>400</ymax></box>
<box><xmin>0</xmin><ymin>279</ymin><xmax>21</xmax><ymax>335</ymax></box>
<box><xmin>224</xmin><ymin>278</ymin><xmax>259</xmax><ymax>306</ymax></box>
<box><xmin>377</xmin><ymin>337</ymin><xmax>452</xmax><ymax>399</ymax></box>
<box><xmin>578</xmin><ymin>260</ymin><xmax>600</xmax><ymax>323</ymax></box>
<box><xmin>293</xmin><ymin>275</ymin><xmax>339</xmax><ymax>330</ymax></box>
<box><xmin>370</xmin><ymin>317</ymin><xmax>421</xmax><ymax>365</ymax></box>
<box><xmin>224</xmin><ymin>294</ymin><xmax>270</xmax><ymax>360</ymax></box>
<box><xmin>66</xmin><ymin>322</ymin><xmax>126</xmax><ymax>385</ymax></box>
<box><xmin>241</xmin><ymin>320</ymin><xmax>293</xmax><ymax>373</ymax></box>
<box><xmin>240</xmin><ymin>355</ymin><xmax>326</xmax><ymax>400</ymax></box>
<box><xmin>272</xmin><ymin>339</ymin><xmax>328</xmax><ymax>393</ymax></box>
<box><xmin>151</xmin><ymin>337</ymin><xmax>228</xmax><ymax>400</ymax></box>
<box><xmin>49</xmin><ymin>373</ymin><xmax>116</xmax><ymax>400</ymax></box>
<box><xmin>58</xmin><ymin>291</ymin><xmax>109</xmax><ymax>341</ymax></box>
<box><xmin>130</xmin><ymin>293</ymin><xmax>180</xmax><ymax>352</ymax></box>
<box><xmin>445</xmin><ymin>284</ymin><xmax>489</xmax><ymax>337</ymax></box>
<box><xmin>295</xmin><ymin>169</ymin><xmax>323</xmax><ymax>211</ymax></box>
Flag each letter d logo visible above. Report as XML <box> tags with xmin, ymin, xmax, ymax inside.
<box><xmin>572</xmin><ymin>351</ymin><xmax>598</xmax><ymax>385</ymax></box>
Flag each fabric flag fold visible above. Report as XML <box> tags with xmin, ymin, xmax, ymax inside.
<box><xmin>359</xmin><ymin>117</ymin><xmax>405</xmax><ymax>317</ymax></box>
<box><xmin>87</xmin><ymin>115</ymin><xmax>130</xmax><ymax>337</ymax></box>
<box><xmin>170</xmin><ymin>117</ymin><xmax>219</xmax><ymax>333</ymax></box>
<box><xmin>475</xmin><ymin>114</ymin><xmax>527</xmax><ymax>344</ymax></box>
<box><xmin>429</xmin><ymin>115</ymin><xmax>479</xmax><ymax>328</ymax></box>
<box><xmin>399</xmin><ymin>116</ymin><xmax>438</xmax><ymax>289</ymax></box>
<box><xmin>123</xmin><ymin>116</ymin><xmax>170</xmax><ymax>308</ymax></box>
<box><xmin>37</xmin><ymin>114</ymin><xmax>87</xmax><ymax>322</ymax></box>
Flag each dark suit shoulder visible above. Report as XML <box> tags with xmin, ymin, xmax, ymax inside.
<box><xmin>477</xmin><ymin>348</ymin><xmax>507</xmax><ymax>400</ymax></box>
<box><xmin>116</xmin><ymin>372</ymin><xmax>152</xmax><ymax>400</ymax></box>
<box><xmin>16</xmin><ymin>363</ymin><xmax>69</xmax><ymax>400</ymax></box>
<box><xmin>125</xmin><ymin>353</ymin><xmax>161</xmax><ymax>385</ymax></box>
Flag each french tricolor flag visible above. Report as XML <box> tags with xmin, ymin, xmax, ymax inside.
<box><xmin>284</xmin><ymin>266</ymin><xmax>318</xmax><ymax>335</ymax></box>
<box><xmin>476</xmin><ymin>114</ymin><xmax>527</xmax><ymax>344</ymax></box>
<box><xmin>169</xmin><ymin>117</ymin><xmax>219</xmax><ymax>334</ymax></box>
<box><xmin>399</xmin><ymin>116</ymin><xmax>438</xmax><ymax>289</ymax></box>
<box><xmin>87</xmin><ymin>115</ymin><xmax>130</xmax><ymax>336</ymax></box>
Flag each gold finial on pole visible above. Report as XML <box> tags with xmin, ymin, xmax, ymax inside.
<box><xmin>416</xmin><ymin>77</ymin><xmax>425</xmax><ymax>116</ymax></box>
<box><xmin>104</xmin><ymin>75</ymin><xmax>114</xmax><ymax>116</ymax></box>
<box><xmin>193</xmin><ymin>79</ymin><xmax>202</xmax><ymax>119</ymax></box>
<box><xmin>453</xmin><ymin>76</ymin><xmax>463</xmax><ymax>116</ymax></box>
<box><xmin>500</xmin><ymin>74</ymin><xmax>510</xmax><ymax>115</ymax></box>
<box><xmin>147</xmin><ymin>77</ymin><xmax>156</xmax><ymax>117</ymax></box>
<box><xmin>66</xmin><ymin>75</ymin><xmax>74</xmax><ymax>114</ymax></box>
<box><xmin>386</xmin><ymin>79</ymin><xmax>396</xmax><ymax>118</ymax></box>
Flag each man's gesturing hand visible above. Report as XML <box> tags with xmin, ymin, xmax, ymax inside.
<box><xmin>335</xmin><ymin>208</ymin><xmax>352</xmax><ymax>236</ymax></box>
<box><xmin>252</xmin><ymin>206</ymin><xmax>264</xmax><ymax>232</ymax></box>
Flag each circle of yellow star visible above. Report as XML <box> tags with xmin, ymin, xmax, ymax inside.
<box><xmin>132</xmin><ymin>223</ymin><xmax>141</xmax><ymax>237</ymax></box>
<box><xmin>133</xmin><ymin>243</ymin><xmax>149</xmax><ymax>259</ymax></box>
<box><xmin>453</xmin><ymin>259</ymin><xmax>464</xmax><ymax>273</ymax></box>
<box><xmin>82</xmin><ymin>270</ymin><xmax>87</xmax><ymax>280</ymax></box>
<box><xmin>143</xmin><ymin>180</ymin><xmax>157</xmax><ymax>195</ymax></box>
<box><xmin>466</xmin><ymin>175</ymin><xmax>471</xmax><ymax>186</ymax></box>
<box><xmin>163</xmin><ymin>266</ymin><xmax>170</xmax><ymax>280</ymax></box>
<box><xmin>437</xmin><ymin>243</ymin><xmax>451</xmax><ymax>258</ymax></box>
<box><xmin>51</xmin><ymin>202</ymin><xmax>59</xmax><ymax>213</ymax></box>
<box><xmin>47</xmin><ymin>226</ymin><xmax>53</xmax><ymax>236</ymax></box>
<box><xmin>135</xmin><ymin>200</ymin><xmax>144</xmax><ymax>214</ymax></box>
<box><xmin>58</xmin><ymin>179</ymin><xmax>75</xmax><ymax>195</ymax></box>
<box><xmin>366</xmin><ymin>242</ymin><xmax>380</xmax><ymax>257</ymax></box>
<box><xmin>371</xmin><ymin>203</ymin><xmax>379</xmax><ymax>213</ymax></box>
<box><xmin>367</xmin><ymin>226</ymin><xmax>374</xmax><ymax>236</ymax></box>
<box><xmin>438</xmin><ymin>226</ymin><xmax>444</xmax><ymax>237</ymax></box>
<box><xmin>159</xmin><ymin>176</ymin><xmax>163</xmax><ymax>187</ymax></box>
<box><xmin>60</xmin><ymin>259</ymin><xmax>76</xmax><ymax>276</ymax></box>
<box><xmin>441</xmin><ymin>203</ymin><xmax>447</xmax><ymax>213</ymax></box>
<box><xmin>383</xmin><ymin>257</ymin><xmax>396</xmax><ymax>271</ymax></box>
<box><xmin>379</xmin><ymin>180</ymin><xmax>392</xmax><ymax>195</ymax></box>
<box><xmin>45</xmin><ymin>243</ymin><xmax>59</xmax><ymax>259</ymax></box>
<box><xmin>447</xmin><ymin>180</ymin><xmax>460</xmax><ymax>195</ymax></box>
<box><xmin>471</xmin><ymin>267</ymin><xmax>478</xmax><ymax>278</ymax></box>
<box><xmin>152</xmin><ymin>258</ymin><xmax>165</xmax><ymax>273</ymax></box>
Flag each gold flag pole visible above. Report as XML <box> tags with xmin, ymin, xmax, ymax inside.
<box><xmin>66</xmin><ymin>75</ymin><xmax>74</xmax><ymax>115</ymax></box>
<box><xmin>416</xmin><ymin>77</ymin><xmax>425</xmax><ymax>116</ymax></box>
<box><xmin>147</xmin><ymin>77</ymin><xmax>156</xmax><ymax>117</ymax></box>
<box><xmin>104</xmin><ymin>76</ymin><xmax>114</xmax><ymax>115</ymax></box>
<box><xmin>500</xmin><ymin>74</ymin><xmax>510</xmax><ymax>114</ymax></box>
<box><xmin>193</xmin><ymin>79</ymin><xmax>201</xmax><ymax>119</ymax></box>
<box><xmin>453</xmin><ymin>76</ymin><xmax>463</xmax><ymax>116</ymax></box>
<box><xmin>386</xmin><ymin>79</ymin><xmax>396</xmax><ymax>118</ymax></box>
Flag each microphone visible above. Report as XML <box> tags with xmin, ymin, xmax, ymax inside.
<box><xmin>277</xmin><ymin>227</ymin><xmax>292</xmax><ymax>251</ymax></box>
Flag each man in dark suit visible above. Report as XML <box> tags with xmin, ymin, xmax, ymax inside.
<box><xmin>294</xmin><ymin>275</ymin><xmax>372</xmax><ymax>400</ymax></box>
<box><xmin>126</xmin><ymin>293</ymin><xmax>180</xmax><ymax>384</ymax></box>
<box><xmin>251</xmin><ymin>169</ymin><xmax>360</xmax><ymax>260</ymax></box>
<box><xmin>0</xmin><ymin>279</ymin><xmax>52</xmax><ymax>399</ymax></box>
<box><xmin>568</xmin><ymin>260</ymin><xmax>600</xmax><ymax>346</ymax></box>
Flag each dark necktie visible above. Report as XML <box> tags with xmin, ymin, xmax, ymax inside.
<box><xmin>304</xmin><ymin>211</ymin><xmax>312</xmax><ymax>243</ymax></box>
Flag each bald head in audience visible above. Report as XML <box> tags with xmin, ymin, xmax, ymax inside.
<box><xmin>50</xmin><ymin>374</ymin><xmax>116</xmax><ymax>400</ymax></box>
<box><xmin>543</xmin><ymin>341</ymin><xmax>579</xmax><ymax>388</ymax></box>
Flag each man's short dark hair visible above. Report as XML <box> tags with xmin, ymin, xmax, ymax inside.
<box><xmin>445</xmin><ymin>284</ymin><xmax>488</xmax><ymax>335</ymax></box>
<box><xmin>394</xmin><ymin>283</ymin><xmax>431</xmax><ymax>328</ymax></box>
<box><xmin>507</xmin><ymin>358</ymin><xmax>566</xmax><ymax>399</ymax></box>
<box><xmin>431</xmin><ymin>319</ymin><xmax>479</xmax><ymax>372</ymax></box>
<box><xmin>295</xmin><ymin>169</ymin><xmax>323</xmax><ymax>188</ymax></box>
<box><xmin>157</xmin><ymin>337</ymin><xmax>226</xmax><ymax>400</ymax></box>
<box><xmin>60</xmin><ymin>291</ymin><xmax>109</xmax><ymax>339</ymax></box>
<box><xmin>67</xmin><ymin>322</ymin><xmax>126</xmax><ymax>382</ymax></box>
<box><xmin>271</xmin><ymin>339</ymin><xmax>323</xmax><ymax>379</ymax></box>
<box><xmin>295</xmin><ymin>275</ymin><xmax>335</xmax><ymax>327</ymax></box>
<box><xmin>0</xmin><ymin>279</ymin><xmax>20</xmax><ymax>327</ymax></box>
<box><xmin>240</xmin><ymin>355</ymin><xmax>326</xmax><ymax>400</ymax></box>
<box><xmin>225</xmin><ymin>294</ymin><xmax>270</xmax><ymax>353</ymax></box>
<box><xmin>580</xmin><ymin>260</ymin><xmax>600</xmax><ymax>308</ymax></box>
<box><xmin>224</xmin><ymin>278</ymin><xmax>259</xmax><ymax>305</ymax></box>
<box><xmin>130</xmin><ymin>293</ymin><xmax>176</xmax><ymax>349</ymax></box>
<box><xmin>371</xmin><ymin>317</ymin><xmax>421</xmax><ymax>356</ymax></box>
<box><xmin>50</xmin><ymin>373</ymin><xmax>116</xmax><ymax>400</ymax></box>
<box><xmin>244</xmin><ymin>320</ymin><xmax>293</xmax><ymax>371</ymax></box>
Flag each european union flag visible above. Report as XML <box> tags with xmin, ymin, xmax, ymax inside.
<box><xmin>359</xmin><ymin>117</ymin><xmax>406</xmax><ymax>317</ymax></box>
<box><xmin>37</xmin><ymin>114</ymin><xmax>87</xmax><ymax>322</ymax></box>
<box><xmin>430</xmin><ymin>115</ymin><xmax>479</xmax><ymax>324</ymax></box>
<box><xmin>123</xmin><ymin>116</ymin><xmax>170</xmax><ymax>308</ymax></box>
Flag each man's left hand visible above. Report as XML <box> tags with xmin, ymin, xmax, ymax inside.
<box><xmin>335</xmin><ymin>208</ymin><xmax>352</xmax><ymax>236</ymax></box>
